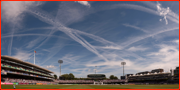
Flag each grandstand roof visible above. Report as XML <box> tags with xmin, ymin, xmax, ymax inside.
<box><xmin>129</xmin><ymin>72</ymin><xmax>170</xmax><ymax>77</ymax></box>
<box><xmin>88</xmin><ymin>74</ymin><xmax>105</xmax><ymax>75</ymax></box>
<box><xmin>1</xmin><ymin>55</ymin><xmax>54</xmax><ymax>73</ymax></box>
<box><xmin>87</xmin><ymin>74</ymin><xmax>106</xmax><ymax>79</ymax></box>
<box><xmin>136</xmin><ymin>71</ymin><xmax>150</xmax><ymax>75</ymax></box>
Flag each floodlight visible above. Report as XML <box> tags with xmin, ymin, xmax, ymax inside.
<box><xmin>121</xmin><ymin>62</ymin><xmax>126</xmax><ymax>76</ymax></box>
<box><xmin>58</xmin><ymin>60</ymin><xmax>63</xmax><ymax>64</ymax></box>
<box><xmin>58</xmin><ymin>60</ymin><xmax>63</xmax><ymax>77</ymax></box>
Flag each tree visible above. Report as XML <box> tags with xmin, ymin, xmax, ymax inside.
<box><xmin>60</xmin><ymin>73</ymin><xmax>75</xmax><ymax>80</ymax></box>
<box><xmin>114</xmin><ymin>76</ymin><xmax>118</xmax><ymax>79</ymax></box>
<box><xmin>54</xmin><ymin>74</ymin><xmax>57</xmax><ymax>80</ymax></box>
<box><xmin>109</xmin><ymin>75</ymin><xmax>115</xmax><ymax>79</ymax></box>
<box><xmin>109</xmin><ymin>75</ymin><xmax>118</xmax><ymax>79</ymax></box>
<box><xmin>59</xmin><ymin>76</ymin><xmax>65</xmax><ymax>80</ymax></box>
<box><xmin>69</xmin><ymin>73</ymin><xmax>75</xmax><ymax>80</ymax></box>
<box><xmin>61</xmin><ymin>74</ymin><xmax>69</xmax><ymax>80</ymax></box>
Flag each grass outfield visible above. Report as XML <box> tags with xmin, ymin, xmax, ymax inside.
<box><xmin>1</xmin><ymin>84</ymin><xmax>179</xmax><ymax>89</ymax></box>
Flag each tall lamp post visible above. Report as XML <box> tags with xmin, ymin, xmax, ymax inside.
<box><xmin>58</xmin><ymin>60</ymin><xmax>63</xmax><ymax>79</ymax></box>
<box><xmin>121</xmin><ymin>62</ymin><xmax>126</xmax><ymax>76</ymax></box>
<box><xmin>95</xmin><ymin>66</ymin><xmax>97</xmax><ymax>74</ymax></box>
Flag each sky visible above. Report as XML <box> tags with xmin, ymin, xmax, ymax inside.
<box><xmin>1</xmin><ymin>1</ymin><xmax>179</xmax><ymax>78</ymax></box>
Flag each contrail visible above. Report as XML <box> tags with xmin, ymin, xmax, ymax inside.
<box><xmin>122</xmin><ymin>26</ymin><xmax>179</xmax><ymax>48</ymax></box>
<box><xmin>94</xmin><ymin>3</ymin><xmax>178</xmax><ymax>24</ymax></box>
<box><xmin>123</xmin><ymin>24</ymin><xmax>149</xmax><ymax>33</ymax></box>
<box><xmin>59</xmin><ymin>27</ymin><xmax>109</xmax><ymax>62</ymax></box>
<box><xmin>32</xmin><ymin>7</ymin><xmax>63</xmax><ymax>51</ymax></box>
<box><xmin>8</xmin><ymin>25</ymin><xmax>16</xmax><ymax>56</ymax></box>
<box><xmin>27</xmin><ymin>9</ymin><xmax>110</xmax><ymax>62</ymax></box>
<box><xmin>139</xmin><ymin>1</ymin><xmax>179</xmax><ymax>20</ymax></box>
<box><xmin>31</xmin><ymin>29</ymin><xmax>57</xmax><ymax>50</ymax></box>
<box><xmin>2</xmin><ymin>34</ymin><xmax>61</xmax><ymax>38</ymax></box>
<box><xmin>73</xmin><ymin>29</ymin><xmax>120</xmax><ymax>47</ymax></box>
<box><xmin>26</xmin><ymin>2</ymin><xmax>179</xmax><ymax>63</ymax></box>
<box><xmin>41</xmin><ymin>40</ymin><xmax>66</xmax><ymax>65</ymax></box>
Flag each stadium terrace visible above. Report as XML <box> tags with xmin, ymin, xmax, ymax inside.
<box><xmin>1</xmin><ymin>55</ymin><xmax>179</xmax><ymax>85</ymax></box>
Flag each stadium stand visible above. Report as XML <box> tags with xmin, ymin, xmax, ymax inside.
<box><xmin>56</xmin><ymin>79</ymin><xmax>126</xmax><ymax>84</ymax></box>
<box><xmin>173</xmin><ymin>67</ymin><xmax>179</xmax><ymax>80</ymax></box>
<box><xmin>1</xmin><ymin>55</ymin><xmax>56</xmax><ymax>85</ymax></box>
<box><xmin>1</xmin><ymin>55</ymin><xmax>178</xmax><ymax>85</ymax></box>
<box><xmin>127</xmin><ymin>68</ymin><xmax>179</xmax><ymax>84</ymax></box>
<box><xmin>167</xmin><ymin>66</ymin><xmax>179</xmax><ymax>84</ymax></box>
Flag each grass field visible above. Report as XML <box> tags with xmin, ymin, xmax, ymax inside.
<box><xmin>1</xmin><ymin>84</ymin><xmax>179</xmax><ymax>89</ymax></box>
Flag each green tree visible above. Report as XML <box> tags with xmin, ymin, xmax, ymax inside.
<box><xmin>109</xmin><ymin>75</ymin><xmax>118</xmax><ymax>79</ymax></box>
<box><xmin>69</xmin><ymin>73</ymin><xmax>75</xmax><ymax>80</ymax></box>
<box><xmin>109</xmin><ymin>75</ymin><xmax>115</xmax><ymax>79</ymax></box>
<box><xmin>114</xmin><ymin>76</ymin><xmax>118</xmax><ymax>79</ymax></box>
<box><xmin>61</xmin><ymin>74</ymin><xmax>69</xmax><ymax>80</ymax></box>
<box><xmin>61</xmin><ymin>73</ymin><xmax>75</xmax><ymax>80</ymax></box>
<box><xmin>54</xmin><ymin>74</ymin><xmax>57</xmax><ymax>79</ymax></box>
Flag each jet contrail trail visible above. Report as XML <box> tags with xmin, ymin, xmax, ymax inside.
<box><xmin>27</xmin><ymin>9</ymin><xmax>110</xmax><ymax>62</ymax></box>
<box><xmin>26</xmin><ymin>2</ymin><xmax>179</xmax><ymax>64</ymax></box>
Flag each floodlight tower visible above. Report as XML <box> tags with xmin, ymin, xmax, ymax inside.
<box><xmin>121</xmin><ymin>62</ymin><xmax>126</xmax><ymax>76</ymax></box>
<box><xmin>58</xmin><ymin>60</ymin><xmax>63</xmax><ymax>77</ymax></box>
<box><xmin>95</xmin><ymin>66</ymin><xmax>97</xmax><ymax>74</ymax></box>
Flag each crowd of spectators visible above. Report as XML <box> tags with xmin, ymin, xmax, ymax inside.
<box><xmin>2</xmin><ymin>78</ymin><xmax>57</xmax><ymax>84</ymax></box>
<box><xmin>57</xmin><ymin>80</ymin><xmax>94</xmax><ymax>84</ymax></box>
<box><xmin>55</xmin><ymin>79</ymin><xmax>126</xmax><ymax>84</ymax></box>
<box><xmin>127</xmin><ymin>81</ymin><xmax>173</xmax><ymax>85</ymax></box>
<box><xmin>2</xmin><ymin>78</ymin><xmax>176</xmax><ymax>85</ymax></box>
<box><xmin>100</xmin><ymin>79</ymin><xmax>126</xmax><ymax>83</ymax></box>
<box><xmin>2</xmin><ymin>78</ymin><xmax>127</xmax><ymax>84</ymax></box>
<box><xmin>2</xmin><ymin>69</ymin><xmax>52</xmax><ymax>80</ymax></box>
<box><xmin>1</xmin><ymin>63</ymin><xmax>52</xmax><ymax>77</ymax></box>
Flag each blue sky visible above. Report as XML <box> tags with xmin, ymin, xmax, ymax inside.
<box><xmin>1</xmin><ymin>1</ymin><xmax>179</xmax><ymax>78</ymax></box>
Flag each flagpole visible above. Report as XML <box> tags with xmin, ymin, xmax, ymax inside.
<box><xmin>34</xmin><ymin>50</ymin><xmax>35</xmax><ymax>65</ymax></box>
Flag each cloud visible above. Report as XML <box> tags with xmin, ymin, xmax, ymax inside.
<box><xmin>86</xmin><ymin>59</ymin><xmax>133</xmax><ymax>67</ymax></box>
<box><xmin>26</xmin><ymin>37</ymin><xmax>46</xmax><ymax>48</ymax></box>
<box><xmin>156</xmin><ymin>2</ymin><xmax>170</xmax><ymax>25</ymax></box>
<box><xmin>2</xmin><ymin>1</ymin><xmax>44</xmax><ymax>56</ymax></box>
<box><xmin>27</xmin><ymin>30</ymin><xmax>58</xmax><ymax>50</ymax></box>
<box><xmin>148</xmin><ymin>45</ymin><xmax>178</xmax><ymax>57</ymax></box>
<box><xmin>128</xmin><ymin>46</ymin><xmax>148</xmax><ymax>52</ymax></box>
<box><xmin>4</xmin><ymin>1</ymin><xmax>177</xmax><ymax>78</ymax></box>
<box><xmin>173</xmin><ymin>40</ymin><xmax>179</xmax><ymax>44</ymax></box>
<box><xmin>140</xmin><ymin>1</ymin><xmax>178</xmax><ymax>20</ymax></box>
<box><xmin>40</xmin><ymin>39</ymin><xmax>66</xmax><ymax>65</ymax></box>
<box><xmin>75</xmin><ymin>1</ymin><xmax>90</xmax><ymax>7</ymax></box>
<box><xmin>121</xmin><ymin>26</ymin><xmax>179</xmax><ymax>48</ymax></box>
<box><xmin>88</xmin><ymin>69</ymin><xmax>91</xmax><ymax>72</ymax></box>
<box><xmin>46</xmin><ymin>65</ymin><xmax>56</xmax><ymax>69</ymax></box>
<box><xmin>12</xmin><ymin>50</ymin><xmax>32</xmax><ymax>61</ymax></box>
<box><xmin>84</xmin><ymin>58</ymin><xmax>136</xmax><ymax>78</ymax></box>
<box><xmin>60</xmin><ymin>54</ymin><xmax>82</xmax><ymax>64</ymax></box>
<box><xmin>109</xmin><ymin>3</ymin><xmax>178</xmax><ymax>24</ymax></box>
<box><xmin>28</xmin><ymin>9</ymin><xmax>111</xmax><ymax>62</ymax></box>
<box><xmin>85</xmin><ymin>39</ymin><xmax>179</xmax><ymax>76</ymax></box>
<box><xmin>26</xmin><ymin>2</ymin><xmax>178</xmax><ymax>64</ymax></box>
<box><xmin>146</xmin><ymin>44</ymin><xmax>179</xmax><ymax>71</ymax></box>
<box><xmin>1</xmin><ymin>1</ymin><xmax>43</xmax><ymax>24</ymax></box>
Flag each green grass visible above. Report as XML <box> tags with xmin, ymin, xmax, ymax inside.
<box><xmin>1</xmin><ymin>84</ymin><xmax>179</xmax><ymax>89</ymax></box>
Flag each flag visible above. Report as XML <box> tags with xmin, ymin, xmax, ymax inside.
<box><xmin>34</xmin><ymin>50</ymin><xmax>36</xmax><ymax>53</ymax></box>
